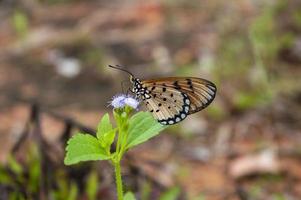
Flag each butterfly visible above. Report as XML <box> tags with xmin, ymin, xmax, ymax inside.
<box><xmin>109</xmin><ymin>65</ymin><xmax>217</xmax><ymax>125</ymax></box>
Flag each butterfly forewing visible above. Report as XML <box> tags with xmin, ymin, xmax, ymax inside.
<box><xmin>139</xmin><ymin>77</ymin><xmax>216</xmax><ymax>125</ymax></box>
<box><xmin>171</xmin><ymin>77</ymin><xmax>216</xmax><ymax>114</ymax></box>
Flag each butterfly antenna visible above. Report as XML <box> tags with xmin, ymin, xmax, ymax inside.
<box><xmin>108</xmin><ymin>65</ymin><xmax>134</xmax><ymax>77</ymax></box>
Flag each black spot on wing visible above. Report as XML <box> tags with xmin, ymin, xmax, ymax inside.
<box><xmin>158</xmin><ymin>93</ymin><xmax>191</xmax><ymax>125</ymax></box>
<box><xmin>173</xmin><ymin>81</ymin><xmax>181</xmax><ymax>89</ymax></box>
<box><xmin>186</xmin><ymin>78</ymin><xmax>192</xmax><ymax>85</ymax></box>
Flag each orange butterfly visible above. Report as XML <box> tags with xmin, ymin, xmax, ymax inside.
<box><xmin>109</xmin><ymin>65</ymin><xmax>217</xmax><ymax>125</ymax></box>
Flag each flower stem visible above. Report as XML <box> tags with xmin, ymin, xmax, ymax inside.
<box><xmin>114</xmin><ymin>161</ymin><xmax>123</xmax><ymax>200</ymax></box>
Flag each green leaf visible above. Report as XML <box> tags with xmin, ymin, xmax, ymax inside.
<box><xmin>101</xmin><ymin>129</ymin><xmax>116</xmax><ymax>149</ymax></box>
<box><xmin>126</xmin><ymin>112</ymin><xmax>166</xmax><ymax>149</ymax></box>
<box><xmin>97</xmin><ymin>113</ymin><xmax>113</xmax><ymax>139</ymax></box>
<box><xmin>97</xmin><ymin>114</ymin><xmax>116</xmax><ymax>150</ymax></box>
<box><xmin>159</xmin><ymin>187</ymin><xmax>181</xmax><ymax>200</ymax></box>
<box><xmin>64</xmin><ymin>134</ymin><xmax>110</xmax><ymax>165</ymax></box>
<box><xmin>124</xmin><ymin>192</ymin><xmax>136</xmax><ymax>200</ymax></box>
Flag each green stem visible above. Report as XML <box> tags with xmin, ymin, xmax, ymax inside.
<box><xmin>119</xmin><ymin>128</ymin><xmax>128</xmax><ymax>157</ymax></box>
<box><xmin>114</xmin><ymin>161</ymin><xmax>123</xmax><ymax>200</ymax></box>
<box><xmin>116</xmin><ymin>126</ymin><xmax>122</xmax><ymax>153</ymax></box>
<box><xmin>113</xmin><ymin>108</ymin><xmax>132</xmax><ymax>200</ymax></box>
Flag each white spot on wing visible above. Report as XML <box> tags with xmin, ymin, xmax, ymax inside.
<box><xmin>184</xmin><ymin>106</ymin><xmax>189</xmax><ymax>113</ymax></box>
<box><xmin>181</xmin><ymin>113</ymin><xmax>186</xmax><ymax>119</ymax></box>
<box><xmin>168</xmin><ymin>120</ymin><xmax>174</xmax><ymax>124</ymax></box>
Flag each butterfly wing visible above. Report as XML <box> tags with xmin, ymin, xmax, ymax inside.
<box><xmin>141</xmin><ymin>77</ymin><xmax>216</xmax><ymax>124</ymax></box>
<box><xmin>141</xmin><ymin>87</ymin><xmax>191</xmax><ymax>125</ymax></box>
<box><xmin>170</xmin><ymin>77</ymin><xmax>216</xmax><ymax>114</ymax></box>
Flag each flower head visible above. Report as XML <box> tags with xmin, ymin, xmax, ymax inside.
<box><xmin>110</xmin><ymin>94</ymin><xmax>127</xmax><ymax>108</ymax></box>
<box><xmin>110</xmin><ymin>94</ymin><xmax>139</xmax><ymax>110</ymax></box>
<box><xmin>124</xmin><ymin>96</ymin><xmax>140</xmax><ymax>109</ymax></box>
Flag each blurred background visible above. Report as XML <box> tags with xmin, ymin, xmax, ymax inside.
<box><xmin>0</xmin><ymin>0</ymin><xmax>301</xmax><ymax>199</ymax></box>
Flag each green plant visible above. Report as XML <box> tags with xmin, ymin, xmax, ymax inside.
<box><xmin>85</xmin><ymin>170</ymin><xmax>99</xmax><ymax>200</ymax></box>
<box><xmin>12</xmin><ymin>10</ymin><xmax>28</xmax><ymax>38</ymax></box>
<box><xmin>64</xmin><ymin>95</ymin><xmax>166</xmax><ymax>200</ymax></box>
<box><xmin>159</xmin><ymin>186</ymin><xmax>181</xmax><ymax>200</ymax></box>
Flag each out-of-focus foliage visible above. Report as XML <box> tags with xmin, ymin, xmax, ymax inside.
<box><xmin>124</xmin><ymin>192</ymin><xmax>137</xmax><ymax>200</ymax></box>
<box><xmin>12</xmin><ymin>10</ymin><xmax>28</xmax><ymax>38</ymax></box>
<box><xmin>159</xmin><ymin>187</ymin><xmax>181</xmax><ymax>200</ymax></box>
<box><xmin>85</xmin><ymin>170</ymin><xmax>99</xmax><ymax>200</ymax></box>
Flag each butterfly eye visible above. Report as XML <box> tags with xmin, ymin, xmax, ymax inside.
<box><xmin>130</xmin><ymin>76</ymin><xmax>135</xmax><ymax>83</ymax></box>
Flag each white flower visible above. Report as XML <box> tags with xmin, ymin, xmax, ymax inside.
<box><xmin>110</xmin><ymin>94</ymin><xmax>127</xmax><ymax>108</ymax></box>
<box><xmin>110</xmin><ymin>94</ymin><xmax>139</xmax><ymax>109</ymax></box>
<box><xmin>124</xmin><ymin>96</ymin><xmax>139</xmax><ymax>109</ymax></box>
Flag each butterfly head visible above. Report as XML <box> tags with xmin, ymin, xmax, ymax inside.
<box><xmin>107</xmin><ymin>65</ymin><xmax>143</xmax><ymax>97</ymax></box>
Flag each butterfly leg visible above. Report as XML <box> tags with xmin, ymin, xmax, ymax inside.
<box><xmin>121</xmin><ymin>80</ymin><xmax>130</xmax><ymax>94</ymax></box>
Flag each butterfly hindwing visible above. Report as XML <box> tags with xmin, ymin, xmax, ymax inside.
<box><xmin>141</xmin><ymin>86</ymin><xmax>190</xmax><ymax>125</ymax></box>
